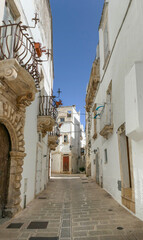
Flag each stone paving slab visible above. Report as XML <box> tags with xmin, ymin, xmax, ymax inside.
<box><xmin>0</xmin><ymin>175</ymin><xmax>143</xmax><ymax>239</ymax></box>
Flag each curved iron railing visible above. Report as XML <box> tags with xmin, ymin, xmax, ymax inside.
<box><xmin>0</xmin><ymin>22</ymin><xmax>40</xmax><ymax>88</ymax></box>
<box><xmin>48</xmin><ymin>126</ymin><xmax>60</xmax><ymax>137</ymax></box>
<box><xmin>39</xmin><ymin>95</ymin><xmax>58</xmax><ymax>121</ymax></box>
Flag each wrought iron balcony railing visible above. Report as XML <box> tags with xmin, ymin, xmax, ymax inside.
<box><xmin>0</xmin><ymin>22</ymin><xmax>40</xmax><ymax>88</ymax></box>
<box><xmin>39</xmin><ymin>96</ymin><xmax>58</xmax><ymax>121</ymax></box>
<box><xmin>48</xmin><ymin>126</ymin><xmax>60</xmax><ymax>137</ymax></box>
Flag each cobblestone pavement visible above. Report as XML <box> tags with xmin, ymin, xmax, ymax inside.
<box><xmin>0</xmin><ymin>175</ymin><xmax>143</xmax><ymax>240</ymax></box>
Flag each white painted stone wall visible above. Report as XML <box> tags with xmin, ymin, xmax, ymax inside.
<box><xmin>125</xmin><ymin>62</ymin><xmax>143</xmax><ymax>141</ymax></box>
<box><xmin>0</xmin><ymin>0</ymin><xmax>54</xmax><ymax>208</ymax></box>
<box><xmin>51</xmin><ymin>106</ymin><xmax>83</xmax><ymax>174</ymax></box>
<box><xmin>51</xmin><ymin>153</ymin><xmax>61</xmax><ymax>173</ymax></box>
<box><xmin>89</xmin><ymin>0</ymin><xmax>143</xmax><ymax>219</ymax></box>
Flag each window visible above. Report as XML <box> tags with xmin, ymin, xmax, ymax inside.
<box><xmin>104</xmin><ymin>149</ymin><xmax>108</xmax><ymax>164</ymax></box>
<box><xmin>64</xmin><ymin>135</ymin><xmax>68</xmax><ymax>143</ymax></box>
<box><xmin>100</xmin><ymin>2</ymin><xmax>110</xmax><ymax>68</ymax></box>
<box><xmin>67</xmin><ymin>111</ymin><xmax>71</xmax><ymax>118</ymax></box>
<box><xmin>60</xmin><ymin>118</ymin><xmax>65</xmax><ymax>122</ymax></box>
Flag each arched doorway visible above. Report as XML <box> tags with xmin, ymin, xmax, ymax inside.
<box><xmin>0</xmin><ymin>123</ymin><xmax>11</xmax><ymax>218</ymax></box>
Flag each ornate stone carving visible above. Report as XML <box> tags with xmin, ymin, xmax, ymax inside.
<box><xmin>0</xmin><ymin>58</ymin><xmax>36</xmax><ymax>217</ymax></box>
<box><xmin>49</xmin><ymin>143</ymin><xmax>56</xmax><ymax>151</ymax></box>
<box><xmin>4</xmin><ymin>66</ymin><xmax>18</xmax><ymax>81</ymax></box>
<box><xmin>86</xmin><ymin>59</ymin><xmax>100</xmax><ymax>112</ymax></box>
<box><xmin>0</xmin><ymin>82</ymin><xmax>5</xmax><ymax>94</ymax></box>
<box><xmin>17</xmin><ymin>92</ymin><xmax>35</xmax><ymax>107</ymax></box>
<box><xmin>99</xmin><ymin>125</ymin><xmax>114</xmax><ymax>139</ymax></box>
<box><xmin>37</xmin><ymin>116</ymin><xmax>55</xmax><ymax>135</ymax></box>
<box><xmin>48</xmin><ymin>135</ymin><xmax>58</xmax><ymax>145</ymax></box>
<box><xmin>3</xmin><ymin>102</ymin><xmax>25</xmax><ymax>152</ymax></box>
<box><xmin>5</xmin><ymin>151</ymin><xmax>26</xmax><ymax>216</ymax></box>
<box><xmin>0</xmin><ymin>59</ymin><xmax>37</xmax><ymax>101</ymax></box>
<box><xmin>117</xmin><ymin>123</ymin><xmax>125</xmax><ymax>134</ymax></box>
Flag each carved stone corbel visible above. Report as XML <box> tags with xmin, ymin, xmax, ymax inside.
<box><xmin>17</xmin><ymin>92</ymin><xmax>35</xmax><ymax>107</ymax></box>
<box><xmin>0</xmin><ymin>81</ymin><xmax>6</xmax><ymax>94</ymax></box>
<box><xmin>0</xmin><ymin>59</ymin><xmax>37</xmax><ymax>101</ymax></box>
<box><xmin>48</xmin><ymin>135</ymin><xmax>58</xmax><ymax>145</ymax></box>
<box><xmin>37</xmin><ymin>116</ymin><xmax>55</xmax><ymax>136</ymax></box>
<box><xmin>4</xmin><ymin>66</ymin><xmax>18</xmax><ymax>81</ymax></box>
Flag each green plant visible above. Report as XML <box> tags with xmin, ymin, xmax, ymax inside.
<box><xmin>79</xmin><ymin>167</ymin><xmax>85</xmax><ymax>172</ymax></box>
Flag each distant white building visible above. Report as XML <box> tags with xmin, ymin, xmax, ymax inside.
<box><xmin>86</xmin><ymin>0</ymin><xmax>143</xmax><ymax>220</ymax></box>
<box><xmin>51</xmin><ymin>106</ymin><xmax>85</xmax><ymax>174</ymax></box>
<box><xmin>0</xmin><ymin>0</ymin><xmax>58</xmax><ymax>218</ymax></box>
<box><xmin>79</xmin><ymin>124</ymin><xmax>86</xmax><ymax>171</ymax></box>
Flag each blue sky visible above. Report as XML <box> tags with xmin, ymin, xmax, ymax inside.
<box><xmin>50</xmin><ymin>0</ymin><xmax>104</xmax><ymax>128</ymax></box>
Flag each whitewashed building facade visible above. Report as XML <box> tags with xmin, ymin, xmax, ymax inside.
<box><xmin>51</xmin><ymin>106</ymin><xmax>85</xmax><ymax>174</ymax></box>
<box><xmin>86</xmin><ymin>0</ymin><xmax>143</xmax><ymax>220</ymax></box>
<box><xmin>0</xmin><ymin>0</ymin><xmax>58</xmax><ymax>217</ymax></box>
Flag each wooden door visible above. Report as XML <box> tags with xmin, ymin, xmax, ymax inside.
<box><xmin>63</xmin><ymin>156</ymin><xmax>69</xmax><ymax>171</ymax></box>
<box><xmin>0</xmin><ymin>123</ymin><xmax>11</xmax><ymax>217</ymax></box>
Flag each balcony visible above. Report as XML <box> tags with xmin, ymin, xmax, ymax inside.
<box><xmin>99</xmin><ymin>103</ymin><xmax>113</xmax><ymax>138</ymax></box>
<box><xmin>37</xmin><ymin>96</ymin><xmax>58</xmax><ymax>136</ymax></box>
<box><xmin>48</xmin><ymin>126</ymin><xmax>60</xmax><ymax>147</ymax></box>
<box><xmin>0</xmin><ymin>22</ymin><xmax>41</xmax><ymax>106</ymax></box>
<box><xmin>86</xmin><ymin>59</ymin><xmax>100</xmax><ymax>112</ymax></box>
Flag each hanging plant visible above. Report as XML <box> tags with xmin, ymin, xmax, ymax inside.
<box><xmin>55</xmin><ymin>99</ymin><xmax>63</xmax><ymax>108</ymax></box>
<box><xmin>34</xmin><ymin>42</ymin><xmax>42</xmax><ymax>57</ymax></box>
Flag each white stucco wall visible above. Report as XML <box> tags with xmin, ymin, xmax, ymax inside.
<box><xmin>125</xmin><ymin>62</ymin><xmax>143</xmax><ymax>141</ymax></box>
<box><xmin>132</xmin><ymin>140</ymin><xmax>143</xmax><ymax>219</ymax></box>
<box><xmin>89</xmin><ymin>0</ymin><xmax>143</xmax><ymax>219</ymax></box>
<box><xmin>51</xmin><ymin>153</ymin><xmax>61</xmax><ymax>173</ymax></box>
<box><xmin>0</xmin><ymin>0</ymin><xmax>54</xmax><ymax>208</ymax></box>
<box><xmin>21</xmin><ymin>95</ymin><xmax>38</xmax><ymax>208</ymax></box>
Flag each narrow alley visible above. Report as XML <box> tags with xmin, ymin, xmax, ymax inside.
<box><xmin>0</xmin><ymin>176</ymin><xmax>143</xmax><ymax>240</ymax></box>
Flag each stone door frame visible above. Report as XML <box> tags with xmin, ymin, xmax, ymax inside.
<box><xmin>117</xmin><ymin>123</ymin><xmax>135</xmax><ymax>213</ymax></box>
<box><xmin>0</xmin><ymin>107</ymin><xmax>26</xmax><ymax>216</ymax></box>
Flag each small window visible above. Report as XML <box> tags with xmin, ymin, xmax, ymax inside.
<box><xmin>104</xmin><ymin>149</ymin><xmax>108</xmax><ymax>164</ymax></box>
<box><xmin>67</xmin><ymin>111</ymin><xmax>71</xmax><ymax>118</ymax></box>
<box><xmin>60</xmin><ymin>118</ymin><xmax>65</xmax><ymax>122</ymax></box>
<box><xmin>64</xmin><ymin>135</ymin><xmax>68</xmax><ymax>142</ymax></box>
